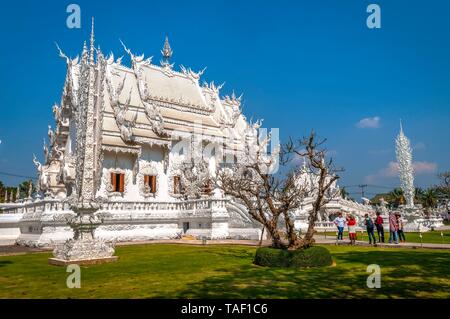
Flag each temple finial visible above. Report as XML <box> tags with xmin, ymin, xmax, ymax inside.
<box><xmin>82</xmin><ymin>41</ymin><xmax>88</xmax><ymax>53</ymax></box>
<box><xmin>161</xmin><ymin>36</ymin><xmax>173</xmax><ymax>66</ymax></box>
<box><xmin>89</xmin><ymin>17</ymin><xmax>95</xmax><ymax>63</ymax></box>
<box><xmin>399</xmin><ymin>119</ymin><xmax>403</xmax><ymax>134</ymax></box>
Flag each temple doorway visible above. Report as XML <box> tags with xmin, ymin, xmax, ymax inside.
<box><xmin>182</xmin><ymin>222</ymin><xmax>190</xmax><ymax>234</ymax></box>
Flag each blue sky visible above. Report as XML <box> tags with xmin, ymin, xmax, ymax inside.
<box><xmin>0</xmin><ymin>0</ymin><xmax>449</xmax><ymax>198</ymax></box>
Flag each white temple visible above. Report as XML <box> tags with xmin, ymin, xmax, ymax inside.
<box><xmin>0</xmin><ymin>24</ymin><xmax>268</xmax><ymax>246</ymax></box>
<box><xmin>0</xmin><ymin>23</ymin><xmax>376</xmax><ymax>246</ymax></box>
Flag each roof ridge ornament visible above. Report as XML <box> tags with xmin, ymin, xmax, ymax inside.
<box><xmin>160</xmin><ymin>36</ymin><xmax>173</xmax><ymax>67</ymax></box>
<box><xmin>180</xmin><ymin>65</ymin><xmax>206</xmax><ymax>83</ymax></box>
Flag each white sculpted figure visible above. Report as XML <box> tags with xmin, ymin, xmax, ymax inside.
<box><xmin>43</xmin><ymin>139</ymin><xmax>50</xmax><ymax>164</ymax></box>
<box><xmin>33</xmin><ymin>154</ymin><xmax>49</xmax><ymax>193</ymax></box>
<box><xmin>27</xmin><ymin>181</ymin><xmax>33</xmax><ymax>199</ymax></box>
<box><xmin>48</xmin><ymin>125</ymin><xmax>56</xmax><ymax>146</ymax></box>
<box><xmin>52</xmin><ymin>104</ymin><xmax>62</xmax><ymax>124</ymax></box>
<box><xmin>379</xmin><ymin>197</ymin><xmax>389</xmax><ymax>214</ymax></box>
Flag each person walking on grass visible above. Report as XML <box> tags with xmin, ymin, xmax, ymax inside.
<box><xmin>375</xmin><ymin>211</ymin><xmax>385</xmax><ymax>243</ymax></box>
<box><xmin>388</xmin><ymin>211</ymin><xmax>399</xmax><ymax>244</ymax></box>
<box><xmin>364</xmin><ymin>213</ymin><xmax>376</xmax><ymax>245</ymax></box>
<box><xmin>347</xmin><ymin>214</ymin><xmax>357</xmax><ymax>245</ymax></box>
<box><xmin>396</xmin><ymin>213</ymin><xmax>406</xmax><ymax>243</ymax></box>
<box><xmin>334</xmin><ymin>212</ymin><xmax>346</xmax><ymax>240</ymax></box>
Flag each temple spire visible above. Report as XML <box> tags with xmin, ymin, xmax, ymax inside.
<box><xmin>161</xmin><ymin>36</ymin><xmax>173</xmax><ymax>66</ymax></box>
<box><xmin>89</xmin><ymin>17</ymin><xmax>95</xmax><ymax>64</ymax></box>
<box><xmin>395</xmin><ymin>121</ymin><xmax>415</xmax><ymax>208</ymax></box>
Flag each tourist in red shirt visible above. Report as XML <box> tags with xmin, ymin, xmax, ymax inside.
<box><xmin>346</xmin><ymin>215</ymin><xmax>357</xmax><ymax>245</ymax></box>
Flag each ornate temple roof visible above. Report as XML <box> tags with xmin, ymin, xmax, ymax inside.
<box><xmin>56</xmin><ymin>24</ymin><xmax>250</xmax><ymax>153</ymax></box>
<box><xmin>113</xmin><ymin>63</ymin><xmax>212</xmax><ymax>113</ymax></box>
<box><xmin>98</xmin><ymin>37</ymin><xmax>247</xmax><ymax>148</ymax></box>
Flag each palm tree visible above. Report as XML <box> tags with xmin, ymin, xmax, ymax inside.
<box><xmin>414</xmin><ymin>187</ymin><xmax>424</xmax><ymax>205</ymax></box>
<box><xmin>421</xmin><ymin>188</ymin><xmax>438</xmax><ymax>217</ymax></box>
<box><xmin>389</xmin><ymin>188</ymin><xmax>405</xmax><ymax>207</ymax></box>
<box><xmin>18</xmin><ymin>180</ymin><xmax>34</xmax><ymax>199</ymax></box>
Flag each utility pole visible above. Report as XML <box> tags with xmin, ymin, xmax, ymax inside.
<box><xmin>358</xmin><ymin>184</ymin><xmax>368</xmax><ymax>199</ymax></box>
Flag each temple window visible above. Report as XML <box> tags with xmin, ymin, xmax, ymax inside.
<box><xmin>144</xmin><ymin>175</ymin><xmax>157</xmax><ymax>194</ymax></box>
<box><xmin>111</xmin><ymin>172</ymin><xmax>125</xmax><ymax>193</ymax></box>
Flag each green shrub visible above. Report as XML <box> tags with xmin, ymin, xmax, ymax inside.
<box><xmin>253</xmin><ymin>247</ymin><xmax>291</xmax><ymax>267</ymax></box>
<box><xmin>290</xmin><ymin>246</ymin><xmax>333</xmax><ymax>268</ymax></box>
<box><xmin>254</xmin><ymin>246</ymin><xmax>332</xmax><ymax>268</ymax></box>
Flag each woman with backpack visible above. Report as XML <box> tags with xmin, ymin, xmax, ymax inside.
<box><xmin>375</xmin><ymin>211</ymin><xmax>385</xmax><ymax>243</ymax></box>
<box><xmin>364</xmin><ymin>213</ymin><xmax>377</xmax><ymax>245</ymax></box>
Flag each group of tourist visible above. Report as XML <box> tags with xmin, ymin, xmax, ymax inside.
<box><xmin>333</xmin><ymin>211</ymin><xmax>406</xmax><ymax>245</ymax></box>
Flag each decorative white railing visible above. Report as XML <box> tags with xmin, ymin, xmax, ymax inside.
<box><xmin>0</xmin><ymin>198</ymin><xmax>229</xmax><ymax>215</ymax></box>
<box><xmin>101</xmin><ymin>198</ymin><xmax>228</xmax><ymax>212</ymax></box>
<box><xmin>0</xmin><ymin>199</ymin><xmax>70</xmax><ymax>214</ymax></box>
<box><xmin>314</xmin><ymin>221</ymin><xmax>336</xmax><ymax>229</ymax></box>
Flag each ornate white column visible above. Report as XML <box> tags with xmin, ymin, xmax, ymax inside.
<box><xmin>49</xmin><ymin>18</ymin><xmax>117</xmax><ymax>265</ymax></box>
<box><xmin>210</xmin><ymin>200</ymin><xmax>229</xmax><ymax>239</ymax></box>
<box><xmin>395</xmin><ymin>121</ymin><xmax>415</xmax><ymax>208</ymax></box>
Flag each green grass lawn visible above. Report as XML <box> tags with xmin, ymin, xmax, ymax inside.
<box><xmin>318</xmin><ymin>230</ymin><xmax>450</xmax><ymax>244</ymax></box>
<box><xmin>0</xmin><ymin>244</ymin><xmax>449</xmax><ymax>299</ymax></box>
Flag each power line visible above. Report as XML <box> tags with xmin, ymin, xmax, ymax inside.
<box><xmin>367</xmin><ymin>184</ymin><xmax>395</xmax><ymax>189</ymax></box>
<box><xmin>343</xmin><ymin>184</ymin><xmax>395</xmax><ymax>189</ymax></box>
<box><xmin>0</xmin><ymin>171</ymin><xmax>37</xmax><ymax>180</ymax></box>
<box><xmin>358</xmin><ymin>184</ymin><xmax>368</xmax><ymax>198</ymax></box>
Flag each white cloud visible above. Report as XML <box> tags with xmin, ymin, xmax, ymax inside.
<box><xmin>413</xmin><ymin>142</ymin><xmax>426</xmax><ymax>151</ymax></box>
<box><xmin>379</xmin><ymin>161</ymin><xmax>399</xmax><ymax>177</ymax></box>
<box><xmin>413</xmin><ymin>161</ymin><xmax>437</xmax><ymax>174</ymax></box>
<box><xmin>356</xmin><ymin>116</ymin><xmax>381</xmax><ymax>129</ymax></box>
<box><xmin>364</xmin><ymin>161</ymin><xmax>437</xmax><ymax>183</ymax></box>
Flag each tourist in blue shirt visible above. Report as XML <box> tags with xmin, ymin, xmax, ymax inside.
<box><xmin>333</xmin><ymin>212</ymin><xmax>346</xmax><ymax>240</ymax></box>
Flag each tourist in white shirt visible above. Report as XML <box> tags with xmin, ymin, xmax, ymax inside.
<box><xmin>333</xmin><ymin>212</ymin><xmax>346</xmax><ymax>240</ymax></box>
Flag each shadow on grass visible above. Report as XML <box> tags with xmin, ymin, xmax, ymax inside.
<box><xmin>160</xmin><ymin>249</ymin><xmax>450</xmax><ymax>299</ymax></box>
<box><xmin>0</xmin><ymin>260</ymin><xmax>13</xmax><ymax>267</ymax></box>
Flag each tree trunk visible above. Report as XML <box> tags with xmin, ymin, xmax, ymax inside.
<box><xmin>264</xmin><ymin>220</ymin><xmax>285</xmax><ymax>249</ymax></box>
<box><xmin>296</xmin><ymin>194</ymin><xmax>323</xmax><ymax>249</ymax></box>
<box><xmin>259</xmin><ymin>226</ymin><xmax>265</xmax><ymax>246</ymax></box>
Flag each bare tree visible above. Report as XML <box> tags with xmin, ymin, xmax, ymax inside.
<box><xmin>215</xmin><ymin>128</ymin><xmax>341</xmax><ymax>250</ymax></box>
<box><xmin>437</xmin><ymin>171</ymin><xmax>450</xmax><ymax>211</ymax></box>
<box><xmin>284</xmin><ymin>131</ymin><xmax>343</xmax><ymax>248</ymax></box>
<box><xmin>437</xmin><ymin>171</ymin><xmax>450</xmax><ymax>192</ymax></box>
